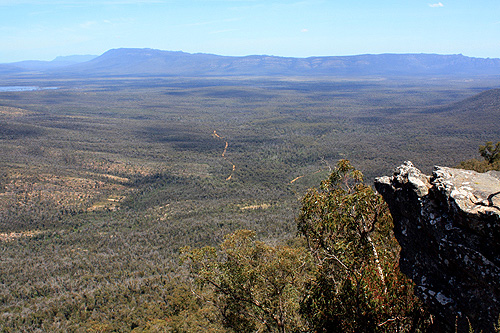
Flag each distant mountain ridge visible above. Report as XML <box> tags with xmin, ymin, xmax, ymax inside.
<box><xmin>4</xmin><ymin>54</ymin><xmax>97</xmax><ymax>72</ymax></box>
<box><xmin>2</xmin><ymin>48</ymin><xmax>500</xmax><ymax>77</ymax></box>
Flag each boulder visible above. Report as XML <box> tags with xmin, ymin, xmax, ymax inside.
<box><xmin>375</xmin><ymin>162</ymin><xmax>500</xmax><ymax>332</ymax></box>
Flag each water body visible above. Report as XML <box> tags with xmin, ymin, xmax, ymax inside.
<box><xmin>0</xmin><ymin>86</ymin><xmax>58</xmax><ymax>92</ymax></box>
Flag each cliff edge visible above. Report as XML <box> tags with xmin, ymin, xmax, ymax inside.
<box><xmin>375</xmin><ymin>162</ymin><xmax>500</xmax><ymax>332</ymax></box>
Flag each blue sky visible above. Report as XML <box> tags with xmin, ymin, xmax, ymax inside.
<box><xmin>1</xmin><ymin>0</ymin><xmax>499</xmax><ymax>63</ymax></box>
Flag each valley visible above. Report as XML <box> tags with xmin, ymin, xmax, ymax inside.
<box><xmin>0</xmin><ymin>73</ymin><xmax>499</xmax><ymax>331</ymax></box>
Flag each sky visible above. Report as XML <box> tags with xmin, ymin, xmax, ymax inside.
<box><xmin>1</xmin><ymin>0</ymin><xmax>499</xmax><ymax>63</ymax></box>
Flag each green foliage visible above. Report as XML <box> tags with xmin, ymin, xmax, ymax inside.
<box><xmin>183</xmin><ymin>161</ymin><xmax>430</xmax><ymax>333</ymax></box>
<box><xmin>457</xmin><ymin>158</ymin><xmax>500</xmax><ymax>172</ymax></box>
<box><xmin>458</xmin><ymin>141</ymin><xmax>500</xmax><ymax>172</ymax></box>
<box><xmin>297</xmin><ymin>160</ymin><xmax>429</xmax><ymax>332</ymax></box>
<box><xmin>479</xmin><ymin>141</ymin><xmax>500</xmax><ymax>164</ymax></box>
<box><xmin>182</xmin><ymin>230</ymin><xmax>314</xmax><ymax>333</ymax></box>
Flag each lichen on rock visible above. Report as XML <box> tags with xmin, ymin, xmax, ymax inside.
<box><xmin>375</xmin><ymin>162</ymin><xmax>500</xmax><ymax>332</ymax></box>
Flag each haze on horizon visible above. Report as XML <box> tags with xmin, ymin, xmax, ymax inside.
<box><xmin>1</xmin><ymin>0</ymin><xmax>499</xmax><ymax>63</ymax></box>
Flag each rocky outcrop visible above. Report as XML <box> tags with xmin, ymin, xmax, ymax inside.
<box><xmin>375</xmin><ymin>162</ymin><xmax>500</xmax><ymax>332</ymax></box>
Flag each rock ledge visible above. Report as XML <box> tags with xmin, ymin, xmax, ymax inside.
<box><xmin>375</xmin><ymin>162</ymin><xmax>500</xmax><ymax>332</ymax></box>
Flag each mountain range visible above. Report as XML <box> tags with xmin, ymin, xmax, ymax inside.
<box><xmin>2</xmin><ymin>48</ymin><xmax>500</xmax><ymax>77</ymax></box>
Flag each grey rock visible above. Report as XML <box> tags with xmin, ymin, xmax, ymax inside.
<box><xmin>375</xmin><ymin>162</ymin><xmax>500</xmax><ymax>332</ymax></box>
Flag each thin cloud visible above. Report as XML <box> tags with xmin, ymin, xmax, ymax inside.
<box><xmin>28</xmin><ymin>10</ymin><xmax>55</xmax><ymax>16</ymax></box>
<box><xmin>209</xmin><ymin>29</ymin><xmax>238</xmax><ymax>34</ymax></box>
<box><xmin>429</xmin><ymin>2</ymin><xmax>444</xmax><ymax>8</ymax></box>
<box><xmin>79</xmin><ymin>21</ymin><xmax>98</xmax><ymax>29</ymax></box>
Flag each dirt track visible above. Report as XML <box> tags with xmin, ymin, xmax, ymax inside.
<box><xmin>213</xmin><ymin>130</ymin><xmax>236</xmax><ymax>180</ymax></box>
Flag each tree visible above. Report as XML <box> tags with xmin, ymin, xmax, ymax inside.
<box><xmin>458</xmin><ymin>141</ymin><xmax>500</xmax><ymax>172</ymax></box>
<box><xmin>479</xmin><ymin>141</ymin><xmax>500</xmax><ymax>164</ymax></box>
<box><xmin>297</xmin><ymin>160</ymin><xmax>429</xmax><ymax>332</ymax></box>
<box><xmin>182</xmin><ymin>230</ymin><xmax>314</xmax><ymax>333</ymax></box>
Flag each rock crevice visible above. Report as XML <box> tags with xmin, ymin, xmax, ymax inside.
<box><xmin>375</xmin><ymin>162</ymin><xmax>500</xmax><ymax>332</ymax></box>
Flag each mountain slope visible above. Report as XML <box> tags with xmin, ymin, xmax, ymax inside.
<box><xmin>352</xmin><ymin>88</ymin><xmax>500</xmax><ymax>146</ymax></box>
<box><xmin>6</xmin><ymin>54</ymin><xmax>97</xmax><ymax>71</ymax></box>
<box><xmin>2</xmin><ymin>48</ymin><xmax>500</xmax><ymax>77</ymax></box>
<box><xmin>51</xmin><ymin>48</ymin><xmax>500</xmax><ymax>77</ymax></box>
<box><xmin>424</xmin><ymin>88</ymin><xmax>500</xmax><ymax>135</ymax></box>
<box><xmin>0</xmin><ymin>64</ymin><xmax>24</xmax><ymax>75</ymax></box>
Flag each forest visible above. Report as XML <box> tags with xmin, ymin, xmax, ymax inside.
<box><xmin>1</xmin><ymin>74</ymin><xmax>499</xmax><ymax>332</ymax></box>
